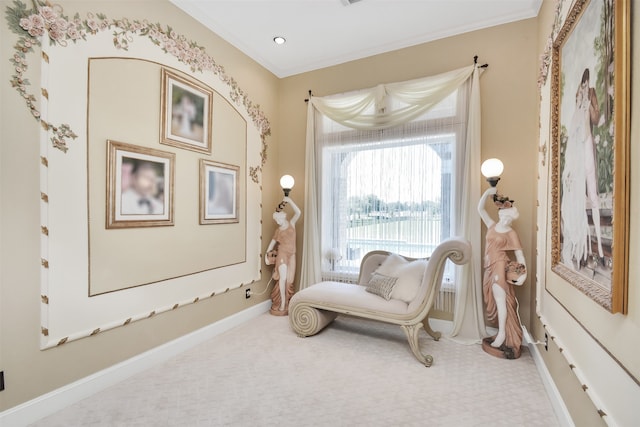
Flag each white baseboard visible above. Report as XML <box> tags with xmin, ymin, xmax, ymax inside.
<box><xmin>0</xmin><ymin>300</ymin><xmax>271</xmax><ymax>427</ymax></box>
<box><xmin>523</xmin><ymin>327</ymin><xmax>574</xmax><ymax>427</ymax></box>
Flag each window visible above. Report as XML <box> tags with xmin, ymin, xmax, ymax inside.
<box><xmin>318</xmin><ymin>90</ymin><xmax>466</xmax><ymax>284</ymax></box>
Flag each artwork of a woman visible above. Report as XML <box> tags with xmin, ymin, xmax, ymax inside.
<box><xmin>265</xmin><ymin>196</ymin><xmax>301</xmax><ymax>315</ymax></box>
<box><xmin>478</xmin><ymin>187</ymin><xmax>527</xmax><ymax>359</ymax></box>
<box><xmin>561</xmin><ymin>67</ymin><xmax>604</xmax><ymax>267</ymax></box>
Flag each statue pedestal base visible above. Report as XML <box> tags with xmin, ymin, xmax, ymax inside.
<box><xmin>270</xmin><ymin>308</ymin><xmax>288</xmax><ymax>316</ymax></box>
<box><xmin>482</xmin><ymin>336</ymin><xmax>522</xmax><ymax>359</ymax></box>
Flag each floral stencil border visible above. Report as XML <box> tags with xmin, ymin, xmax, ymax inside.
<box><xmin>537</xmin><ymin>0</ymin><xmax>565</xmax><ymax>90</ymax></box>
<box><xmin>5</xmin><ymin>0</ymin><xmax>270</xmax><ymax>182</ymax></box>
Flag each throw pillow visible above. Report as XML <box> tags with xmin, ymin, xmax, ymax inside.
<box><xmin>374</xmin><ymin>253</ymin><xmax>408</xmax><ymax>276</ymax></box>
<box><xmin>390</xmin><ymin>259</ymin><xmax>428</xmax><ymax>303</ymax></box>
<box><xmin>365</xmin><ymin>273</ymin><xmax>398</xmax><ymax>300</ymax></box>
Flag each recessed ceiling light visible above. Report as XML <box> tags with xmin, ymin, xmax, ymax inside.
<box><xmin>273</xmin><ymin>36</ymin><xmax>286</xmax><ymax>45</ymax></box>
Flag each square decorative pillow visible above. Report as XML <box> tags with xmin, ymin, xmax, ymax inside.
<box><xmin>374</xmin><ymin>253</ymin><xmax>408</xmax><ymax>277</ymax></box>
<box><xmin>390</xmin><ymin>259</ymin><xmax>428</xmax><ymax>303</ymax></box>
<box><xmin>365</xmin><ymin>273</ymin><xmax>398</xmax><ymax>300</ymax></box>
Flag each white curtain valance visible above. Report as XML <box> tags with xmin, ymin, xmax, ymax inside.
<box><xmin>309</xmin><ymin>65</ymin><xmax>475</xmax><ymax>130</ymax></box>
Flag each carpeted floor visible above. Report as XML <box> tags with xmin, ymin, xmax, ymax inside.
<box><xmin>31</xmin><ymin>313</ymin><xmax>559</xmax><ymax>426</ymax></box>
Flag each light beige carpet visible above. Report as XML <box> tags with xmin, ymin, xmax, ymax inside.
<box><xmin>31</xmin><ymin>313</ymin><xmax>559</xmax><ymax>426</ymax></box>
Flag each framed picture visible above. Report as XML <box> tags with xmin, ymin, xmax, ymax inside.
<box><xmin>550</xmin><ymin>0</ymin><xmax>629</xmax><ymax>313</ymax></box>
<box><xmin>200</xmin><ymin>160</ymin><xmax>239</xmax><ymax>224</ymax></box>
<box><xmin>106</xmin><ymin>140</ymin><xmax>175</xmax><ymax>228</ymax></box>
<box><xmin>161</xmin><ymin>68</ymin><xmax>213</xmax><ymax>154</ymax></box>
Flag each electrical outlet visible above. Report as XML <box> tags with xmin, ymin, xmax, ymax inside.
<box><xmin>245</xmin><ymin>288</ymin><xmax>251</xmax><ymax>299</ymax></box>
<box><xmin>544</xmin><ymin>333</ymin><xmax>548</xmax><ymax>351</ymax></box>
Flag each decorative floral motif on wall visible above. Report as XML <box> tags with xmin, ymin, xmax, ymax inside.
<box><xmin>5</xmin><ymin>0</ymin><xmax>270</xmax><ymax>181</ymax></box>
<box><xmin>538</xmin><ymin>0</ymin><xmax>565</xmax><ymax>90</ymax></box>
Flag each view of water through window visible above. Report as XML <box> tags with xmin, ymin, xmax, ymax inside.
<box><xmin>318</xmin><ymin>89</ymin><xmax>463</xmax><ymax>287</ymax></box>
<box><xmin>324</xmin><ymin>136</ymin><xmax>454</xmax><ymax>280</ymax></box>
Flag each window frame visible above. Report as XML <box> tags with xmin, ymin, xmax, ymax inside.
<box><xmin>317</xmin><ymin>89</ymin><xmax>468</xmax><ymax>283</ymax></box>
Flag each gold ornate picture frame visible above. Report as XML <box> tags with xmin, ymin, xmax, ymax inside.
<box><xmin>200</xmin><ymin>159</ymin><xmax>239</xmax><ymax>224</ymax></box>
<box><xmin>107</xmin><ymin>140</ymin><xmax>175</xmax><ymax>228</ymax></box>
<box><xmin>550</xmin><ymin>0</ymin><xmax>629</xmax><ymax>313</ymax></box>
<box><xmin>161</xmin><ymin>68</ymin><xmax>213</xmax><ymax>154</ymax></box>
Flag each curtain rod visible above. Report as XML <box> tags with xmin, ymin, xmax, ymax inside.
<box><xmin>474</xmin><ymin>55</ymin><xmax>489</xmax><ymax>68</ymax></box>
<box><xmin>304</xmin><ymin>56</ymin><xmax>488</xmax><ymax>103</ymax></box>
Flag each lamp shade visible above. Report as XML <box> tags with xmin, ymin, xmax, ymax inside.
<box><xmin>481</xmin><ymin>158</ymin><xmax>504</xmax><ymax>178</ymax></box>
<box><xmin>280</xmin><ymin>174</ymin><xmax>295</xmax><ymax>190</ymax></box>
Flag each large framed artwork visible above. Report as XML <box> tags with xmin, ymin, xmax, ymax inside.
<box><xmin>161</xmin><ymin>68</ymin><xmax>213</xmax><ymax>154</ymax></box>
<box><xmin>200</xmin><ymin>159</ymin><xmax>239</xmax><ymax>224</ymax></box>
<box><xmin>550</xmin><ymin>0</ymin><xmax>629</xmax><ymax>313</ymax></box>
<box><xmin>106</xmin><ymin>140</ymin><xmax>175</xmax><ymax>228</ymax></box>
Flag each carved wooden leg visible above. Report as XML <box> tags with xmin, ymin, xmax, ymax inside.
<box><xmin>422</xmin><ymin>316</ymin><xmax>442</xmax><ymax>341</ymax></box>
<box><xmin>401</xmin><ymin>323</ymin><xmax>434</xmax><ymax>367</ymax></box>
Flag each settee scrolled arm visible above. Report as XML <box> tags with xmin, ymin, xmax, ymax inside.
<box><xmin>290</xmin><ymin>304</ymin><xmax>319</xmax><ymax>336</ymax></box>
<box><xmin>448</xmin><ymin>248</ymin><xmax>467</xmax><ymax>265</ymax></box>
<box><xmin>435</xmin><ymin>237</ymin><xmax>472</xmax><ymax>267</ymax></box>
<box><xmin>290</xmin><ymin>303</ymin><xmax>338</xmax><ymax>337</ymax></box>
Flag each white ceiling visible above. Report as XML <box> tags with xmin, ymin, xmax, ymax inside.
<box><xmin>170</xmin><ymin>0</ymin><xmax>542</xmax><ymax>78</ymax></box>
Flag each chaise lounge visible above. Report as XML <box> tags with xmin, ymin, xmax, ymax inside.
<box><xmin>289</xmin><ymin>237</ymin><xmax>471</xmax><ymax>366</ymax></box>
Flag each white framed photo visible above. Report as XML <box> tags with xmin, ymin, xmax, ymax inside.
<box><xmin>200</xmin><ymin>159</ymin><xmax>239</xmax><ymax>224</ymax></box>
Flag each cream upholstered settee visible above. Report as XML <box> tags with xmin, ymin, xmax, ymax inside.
<box><xmin>288</xmin><ymin>237</ymin><xmax>471</xmax><ymax>367</ymax></box>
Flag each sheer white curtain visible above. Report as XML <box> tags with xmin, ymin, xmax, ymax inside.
<box><xmin>449</xmin><ymin>67</ymin><xmax>487</xmax><ymax>343</ymax></box>
<box><xmin>301</xmin><ymin>64</ymin><xmax>486</xmax><ymax>342</ymax></box>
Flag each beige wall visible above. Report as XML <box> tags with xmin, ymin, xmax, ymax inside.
<box><xmin>0</xmin><ymin>0</ymin><xmax>280</xmax><ymax>410</ymax></box>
